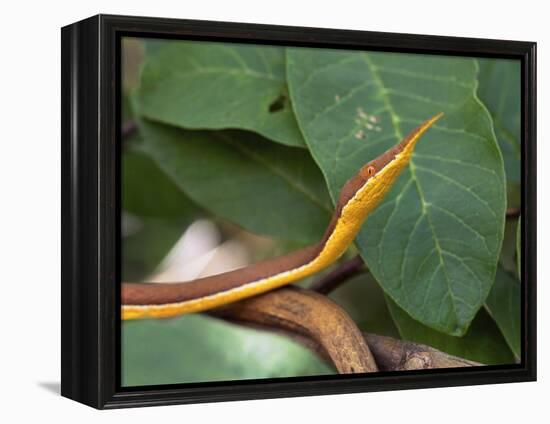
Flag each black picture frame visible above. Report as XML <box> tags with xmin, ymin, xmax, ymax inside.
<box><xmin>61</xmin><ymin>14</ymin><xmax>537</xmax><ymax>409</ymax></box>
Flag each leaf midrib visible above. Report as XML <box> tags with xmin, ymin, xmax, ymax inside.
<box><xmin>361</xmin><ymin>52</ymin><xmax>461</xmax><ymax>327</ymax></box>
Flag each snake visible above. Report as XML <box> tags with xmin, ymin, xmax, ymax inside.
<box><xmin>122</xmin><ymin>112</ymin><xmax>443</xmax><ymax>320</ymax></box>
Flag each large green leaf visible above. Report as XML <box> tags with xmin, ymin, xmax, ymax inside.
<box><xmin>485</xmin><ymin>267</ymin><xmax>521</xmax><ymax>360</ymax></box>
<box><xmin>137</xmin><ymin>119</ymin><xmax>332</xmax><ymax>243</ymax></box>
<box><xmin>329</xmin><ymin>271</ymin><xmax>400</xmax><ymax>338</ymax></box>
<box><xmin>122</xmin><ymin>145</ymin><xmax>204</xmax><ymax>281</ymax></box>
<box><xmin>122</xmin><ymin>88</ymin><xmax>205</xmax><ymax>280</ymax></box>
<box><xmin>387</xmin><ymin>297</ymin><xmax>515</xmax><ymax>365</ymax></box>
<box><xmin>123</xmin><ymin>148</ymin><xmax>202</xmax><ymax>219</ymax></box>
<box><xmin>122</xmin><ymin>314</ymin><xmax>332</xmax><ymax>386</ymax></box>
<box><xmin>287</xmin><ymin>49</ymin><xmax>506</xmax><ymax>336</ymax></box>
<box><xmin>478</xmin><ymin>59</ymin><xmax>521</xmax><ymax>196</ymax></box>
<box><xmin>138</xmin><ymin>40</ymin><xmax>304</xmax><ymax>147</ymax></box>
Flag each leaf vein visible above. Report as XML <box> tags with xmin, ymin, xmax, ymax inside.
<box><xmin>414</xmin><ymin>164</ymin><xmax>498</xmax><ymax>221</ymax></box>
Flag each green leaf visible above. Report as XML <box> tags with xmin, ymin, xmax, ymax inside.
<box><xmin>329</xmin><ymin>271</ymin><xmax>400</xmax><ymax>338</ymax></box>
<box><xmin>122</xmin><ymin>91</ymin><xmax>202</xmax><ymax>280</ymax></box>
<box><xmin>123</xmin><ymin>148</ymin><xmax>202</xmax><ymax>219</ymax></box>
<box><xmin>287</xmin><ymin>49</ymin><xmax>506</xmax><ymax>336</ymax></box>
<box><xmin>138</xmin><ymin>119</ymin><xmax>332</xmax><ymax>243</ymax></box>
<box><xmin>387</xmin><ymin>297</ymin><xmax>515</xmax><ymax>365</ymax></box>
<box><xmin>122</xmin><ymin>314</ymin><xmax>332</xmax><ymax>386</ymax></box>
<box><xmin>485</xmin><ymin>267</ymin><xmax>521</xmax><ymax>360</ymax></box>
<box><xmin>122</xmin><ymin>145</ymin><xmax>204</xmax><ymax>282</ymax></box>
<box><xmin>138</xmin><ymin>40</ymin><xmax>305</xmax><ymax>147</ymax></box>
<box><xmin>477</xmin><ymin>59</ymin><xmax>521</xmax><ymax>192</ymax></box>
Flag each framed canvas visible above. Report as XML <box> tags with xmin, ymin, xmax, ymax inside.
<box><xmin>61</xmin><ymin>14</ymin><xmax>536</xmax><ymax>409</ymax></box>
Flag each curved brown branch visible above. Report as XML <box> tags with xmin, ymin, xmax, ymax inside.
<box><xmin>212</xmin><ymin>286</ymin><xmax>378</xmax><ymax>374</ymax></box>
<box><xmin>364</xmin><ymin>333</ymin><xmax>481</xmax><ymax>370</ymax></box>
<box><xmin>309</xmin><ymin>255</ymin><xmax>365</xmax><ymax>294</ymax></box>
<box><xmin>212</xmin><ymin>287</ymin><xmax>482</xmax><ymax>372</ymax></box>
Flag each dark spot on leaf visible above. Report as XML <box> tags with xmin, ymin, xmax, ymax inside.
<box><xmin>269</xmin><ymin>93</ymin><xmax>287</xmax><ymax>113</ymax></box>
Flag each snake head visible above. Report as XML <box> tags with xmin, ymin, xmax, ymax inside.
<box><xmin>359</xmin><ymin>112</ymin><xmax>443</xmax><ymax>181</ymax></box>
<box><xmin>333</xmin><ymin>113</ymin><xmax>443</xmax><ymax>220</ymax></box>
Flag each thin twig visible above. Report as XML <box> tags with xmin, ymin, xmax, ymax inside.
<box><xmin>506</xmin><ymin>207</ymin><xmax>520</xmax><ymax>219</ymax></box>
<box><xmin>309</xmin><ymin>255</ymin><xmax>365</xmax><ymax>294</ymax></box>
<box><xmin>121</xmin><ymin>119</ymin><xmax>137</xmax><ymax>139</ymax></box>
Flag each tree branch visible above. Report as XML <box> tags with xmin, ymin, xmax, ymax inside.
<box><xmin>211</xmin><ymin>286</ymin><xmax>378</xmax><ymax>373</ymax></box>
<box><xmin>309</xmin><ymin>255</ymin><xmax>365</xmax><ymax>294</ymax></box>
<box><xmin>364</xmin><ymin>333</ymin><xmax>481</xmax><ymax>370</ymax></box>
<box><xmin>211</xmin><ymin>287</ymin><xmax>482</xmax><ymax>372</ymax></box>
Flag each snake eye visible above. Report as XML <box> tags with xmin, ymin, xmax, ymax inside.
<box><xmin>366</xmin><ymin>166</ymin><xmax>376</xmax><ymax>177</ymax></box>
